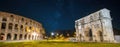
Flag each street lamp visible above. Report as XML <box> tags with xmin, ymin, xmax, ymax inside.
<box><xmin>51</xmin><ymin>32</ymin><xmax>54</xmax><ymax>39</ymax></box>
<box><xmin>51</xmin><ymin>32</ymin><xmax>54</xmax><ymax>36</ymax></box>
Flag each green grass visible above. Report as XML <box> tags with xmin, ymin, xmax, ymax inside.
<box><xmin>0</xmin><ymin>40</ymin><xmax>120</xmax><ymax>47</ymax></box>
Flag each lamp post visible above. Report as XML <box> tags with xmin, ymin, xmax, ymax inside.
<box><xmin>51</xmin><ymin>32</ymin><xmax>54</xmax><ymax>36</ymax></box>
<box><xmin>51</xmin><ymin>32</ymin><xmax>54</xmax><ymax>39</ymax></box>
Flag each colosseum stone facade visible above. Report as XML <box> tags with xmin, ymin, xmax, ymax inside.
<box><xmin>0</xmin><ymin>11</ymin><xmax>45</xmax><ymax>41</ymax></box>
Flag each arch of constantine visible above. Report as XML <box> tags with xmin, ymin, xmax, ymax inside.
<box><xmin>75</xmin><ymin>8</ymin><xmax>115</xmax><ymax>42</ymax></box>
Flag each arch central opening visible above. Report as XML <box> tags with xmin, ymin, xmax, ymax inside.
<box><xmin>89</xmin><ymin>29</ymin><xmax>93</xmax><ymax>41</ymax></box>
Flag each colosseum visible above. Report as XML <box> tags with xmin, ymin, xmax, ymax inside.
<box><xmin>0</xmin><ymin>11</ymin><xmax>45</xmax><ymax>41</ymax></box>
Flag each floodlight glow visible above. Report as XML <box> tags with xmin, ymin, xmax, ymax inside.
<box><xmin>32</xmin><ymin>32</ymin><xmax>37</xmax><ymax>36</ymax></box>
<box><xmin>51</xmin><ymin>32</ymin><xmax>54</xmax><ymax>36</ymax></box>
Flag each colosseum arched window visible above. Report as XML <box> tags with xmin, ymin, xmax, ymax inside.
<box><xmin>10</xmin><ymin>15</ymin><xmax>13</xmax><ymax>17</ymax></box>
<box><xmin>29</xmin><ymin>26</ymin><xmax>32</xmax><ymax>30</ymax></box>
<box><xmin>19</xmin><ymin>19</ymin><xmax>21</xmax><ymax>23</ymax></box>
<box><xmin>32</xmin><ymin>35</ymin><xmax>34</xmax><ymax>40</ymax></box>
<box><xmin>14</xmin><ymin>34</ymin><xmax>17</xmax><ymax>40</ymax></box>
<box><xmin>1</xmin><ymin>23</ymin><xmax>6</xmax><ymax>29</ymax></box>
<box><xmin>25</xmin><ymin>26</ymin><xmax>28</xmax><ymax>32</ymax></box>
<box><xmin>8</xmin><ymin>23</ymin><xmax>13</xmax><ymax>30</ymax></box>
<box><xmin>0</xmin><ymin>33</ymin><xmax>5</xmax><ymax>40</ymax></box>
<box><xmin>24</xmin><ymin>34</ymin><xmax>27</xmax><ymax>39</ymax></box>
<box><xmin>25</xmin><ymin>22</ymin><xmax>28</xmax><ymax>25</ymax></box>
<box><xmin>21</xmin><ymin>18</ymin><xmax>24</xmax><ymax>21</ymax></box>
<box><xmin>28</xmin><ymin>35</ymin><xmax>31</xmax><ymax>39</ymax></box>
<box><xmin>14</xmin><ymin>24</ymin><xmax>18</xmax><ymax>30</ymax></box>
<box><xmin>2</xmin><ymin>18</ymin><xmax>7</xmax><ymax>21</ymax></box>
<box><xmin>7</xmin><ymin>33</ymin><xmax>11</xmax><ymax>40</ymax></box>
<box><xmin>20</xmin><ymin>25</ymin><xmax>23</xmax><ymax>31</ymax></box>
<box><xmin>19</xmin><ymin>34</ymin><xmax>22</xmax><ymax>40</ymax></box>
<box><xmin>10</xmin><ymin>15</ymin><xmax>14</xmax><ymax>21</ymax></box>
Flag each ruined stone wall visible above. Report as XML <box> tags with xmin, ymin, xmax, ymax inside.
<box><xmin>0</xmin><ymin>12</ymin><xmax>45</xmax><ymax>41</ymax></box>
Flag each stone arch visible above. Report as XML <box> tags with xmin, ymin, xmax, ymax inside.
<box><xmin>37</xmin><ymin>36</ymin><xmax>39</xmax><ymax>40</ymax></box>
<box><xmin>89</xmin><ymin>29</ymin><xmax>93</xmax><ymax>37</ymax></box>
<box><xmin>32</xmin><ymin>35</ymin><xmax>34</xmax><ymax>40</ymax></box>
<box><xmin>19</xmin><ymin>34</ymin><xmax>22</xmax><ymax>40</ymax></box>
<box><xmin>85</xmin><ymin>28</ymin><xmax>93</xmax><ymax>41</ymax></box>
<box><xmin>79</xmin><ymin>34</ymin><xmax>82</xmax><ymax>41</ymax></box>
<box><xmin>8</xmin><ymin>23</ymin><xmax>13</xmax><ymax>30</ymax></box>
<box><xmin>14</xmin><ymin>24</ymin><xmax>18</xmax><ymax>30</ymax></box>
<box><xmin>14</xmin><ymin>34</ymin><xmax>17</xmax><ymax>40</ymax></box>
<box><xmin>97</xmin><ymin>31</ymin><xmax>103</xmax><ymax>42</ymax></box>
<box><xmin>2</xmin><ymin>18</ymin><xmax>7</xmax><ymax>21</ymax></box>
<box><xmin>21</xmin><ymin>18</ymin><xmax>24</xmax><ymax>21</ymax></box>
<box><xmin>10</xmin><ymin>15</ymin><xmax>14</xmax><ymax>17</ymax></box>
<box><xmin>84</xmin><ymin>27</ymin><xmax>89</xmax><ymax>37</ymax></box>
<box><xmin>0</xmin><ymin>33</ymin><xmax>5</xmax><ymax>40</ymax></box>
<box><xmin>10</xmin><ymin>15</ymin><xmax>14</xmax><ymax>21</ymax></box>
<box><xmin>89</xmin><ymin>29</ymin><xmax>93</xmax><ymax>41</ymax></box>
<box><xmin>7</xmin><ymin>33</ymin><xmax>11</xmax><ymax>40</ymax></box>
<box><xmin>28</xmin><ymin>35</ymin><xmax>31</xmax><ymax>39</ymax></box>
<box><xmin>1</xmin><ymin>23</ymin><xmax>6</xmax><ymax>29</ymax></box>
<box><xmin>20</xmin><ymin>25</ymin><xmax>23</xmax><ymax>30</ymax></box>
<box><xmin>24</xmin><ymin>34</ymin><xmax>27</xmax><ymax>39</ymax></box>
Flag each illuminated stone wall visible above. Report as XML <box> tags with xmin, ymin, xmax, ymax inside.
<box><xmin>75</xmin><ymin>8</ymin><xmax>115</xmax><ymax>42</ymax></box>
<box><xmin>115</xmin><ymin>35</ymin><xmax>120</xmax><ymax>42</ymax></box>
<box><xmin>0</xmin><ymin>12</ymin><xmax>45</xmax><ymax>41</ymax></box>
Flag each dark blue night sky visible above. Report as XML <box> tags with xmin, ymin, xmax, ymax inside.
<box><xmin>0</xmin><ymin>0</ymin><xmax>120</xmax><ymax>34</ymax></box>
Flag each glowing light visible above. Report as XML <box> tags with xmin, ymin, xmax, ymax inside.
<box><xmin>51</xmin><ymin>32</ymin><xmax>54</xmax><ymax>36</ymax></box>
<box><xmin>32</xmin><ymin>32</ymin><xmax>37</xmax><ymax>36</ymax></box>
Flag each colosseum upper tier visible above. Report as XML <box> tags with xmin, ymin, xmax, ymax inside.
<box><xmin>0</xmin><ymin>11</ymin><xmax>45</xmax><ymax>41</ymax></box>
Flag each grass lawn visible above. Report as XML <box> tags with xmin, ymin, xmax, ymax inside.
<box><xmin>0</xmin><ymin>40</ymin><xmax>120</xmax><ymax>47</ymax></box>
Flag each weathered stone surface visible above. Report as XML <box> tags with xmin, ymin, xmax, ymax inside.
<box><xmin>0</xmin><ymin>12</ymin><xmax>45</xmax><ymax>41</ymax></box>
<box><xmin>75</xmin><ymin>8</ymin><xmax>115</xmax><ymax>42</ymax></box>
